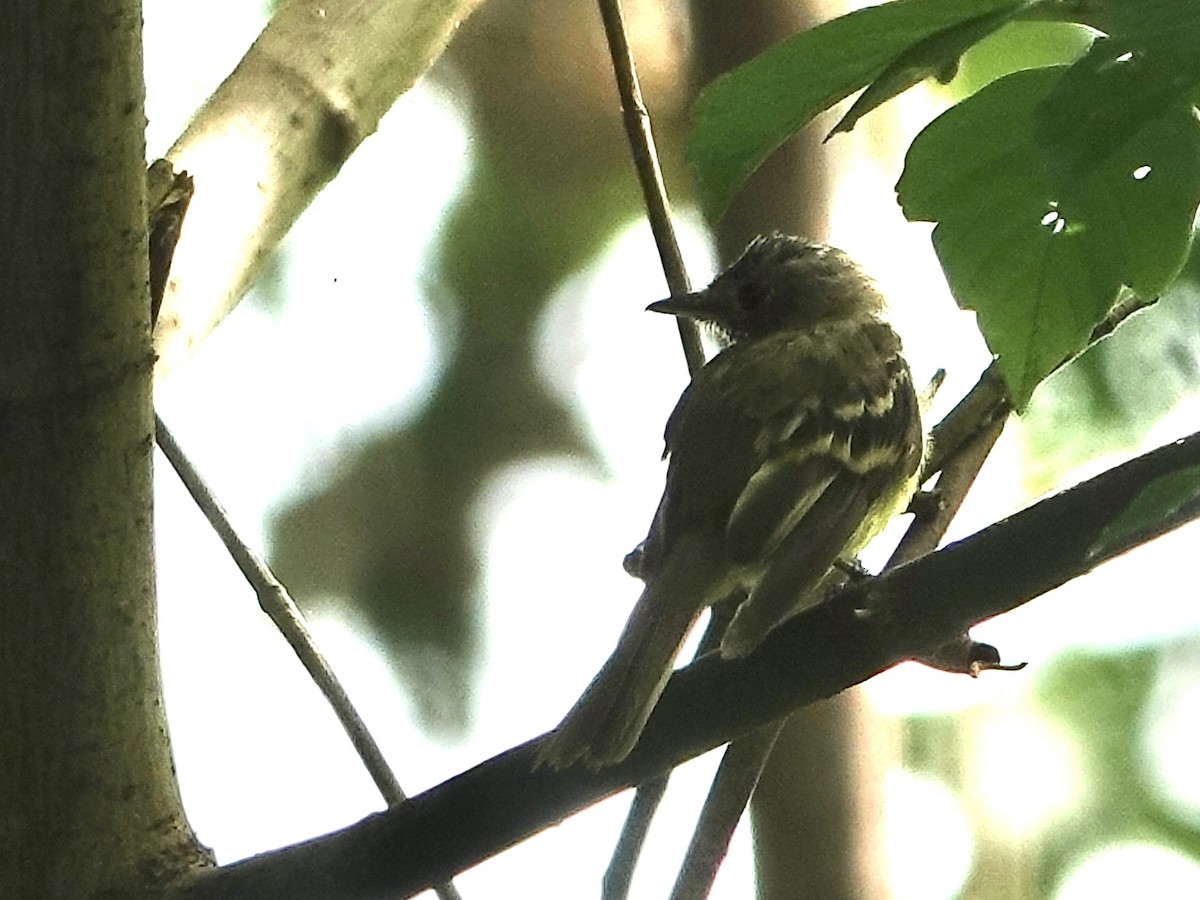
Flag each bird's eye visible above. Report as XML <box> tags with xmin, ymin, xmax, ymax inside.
<box><xmin>738</xmin><ymin>279</ymin><xmax>767</xmax><ymax>310</ymax></box>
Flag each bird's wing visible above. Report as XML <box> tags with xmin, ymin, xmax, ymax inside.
<box><xmin>630</xmin><ymin>320</ymin><xmax>920</xmax><ymax>594</ymax></box>
<box><xmin>716</xmin><ymin>320</ymin><xmax>923</xmax><ymax>655</ymax></box>
<box><xmin>723</xmin><ymin>320</ymin><xmax>920</xmax><ymax>564</ymax></box>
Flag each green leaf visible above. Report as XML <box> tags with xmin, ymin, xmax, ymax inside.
<box><xmin>897</xmin><ymin>67</ymin><xmax>1200</xmax><ymax>408</ymax></box>
<box><xmin>828</xmin><ymin>5</ymin><xmax>1026</xmax><ymax>138</ymax></box>
<box><xmin>686</xmin><ymin>0</ymin><xmax>1026</xmax><ymax>221</ymax></box>
<box><xmin>1107</xmin><ymin>0</ymin><xmax>1200</xmax><ymax>57</ymax></box>
<box><xmin>1088</xmin><ymin>465</ymin><xmax>1200</xmax><ymax>562</ymax></box>
<box><xmin>1035</xmin><ymin>33</ymin><xmax>1200</xmax><ymax>183</ymax></box>
<box><xmin>947</xmin><ymin>20</ymin><xmax>1093</xmax><ymax>98</ymax></box>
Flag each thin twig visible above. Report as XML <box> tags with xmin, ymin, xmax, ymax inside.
<box><xmin>597</xmin><ymin>0</ymin><xmax>704</xmax><ymax>374</ymax></box>
<box><xmin>668</xmin><ymin>575</ymin><xmax>858</xmax><ymax>898</ymax></box>
<box><xmin>893</xmin><ymin>290</ymin><xmax>1157</xmax><ymax>672</ymax></box>
<box><xmin>670</xmin><ymin>722</ymin><xmax>782</xmax><ymax>900</ymax></box>
<box><xmin>591</xmin><ymin>0</ymin><xmax>711</xmax><ymax>892</ymax></box>
<box><xmin>147</xmin><ymin>160</ymin><xmax>463</xmax><ymax>900</ymax></box>
<box><xmin>602</xmin><ymin>775</ymin><xmax>669</xmax><ymax>900</ymax></box>
<box><xmin>600</xmin><ymin>604</ymin><xmax>734</xmax><ymax>900</ymax></box>
<box><xmin>154</xmin><ymin>425</ymin><xmax>464</xmax><ymax>900</ymax></box>
<box><xmin>895</xmin><ymin>413</ymin><xmax>1006</xmax><ymax>568</ymax></box>
<box><xmin>153</xmin><ymin>418</ymin><xmax>400</xmax><ymax>799</ymax></box>
<box><xmin>146</xmin><ymin>163</ymin><xmax>462</xmax><ymax>900</ymax></box>
<box><xmin>922</xmin><ymin>362</ymin><xmax>1008</xmax><ymax>477</ymax></box>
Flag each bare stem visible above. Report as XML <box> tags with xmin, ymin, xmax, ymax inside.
<box><xmin>670</xmin><ymin>722</ymin><xmax>783</xmax><ymax>900</ymax></box>
<box><xmin>602</xmin><ymin>775</ymin><xmax>669</xmax><ymax>900</ymax></box>
<box><xmin>596</xmin><ymin>0</ymin><xmax>704</xmax><ymax>374</ymax></box>
<box><xmin>591</xmin><ymin>0</ymin><xmax>715</xmax><ymax>892</ymax></box>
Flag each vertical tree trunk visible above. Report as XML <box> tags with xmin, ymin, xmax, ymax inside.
<box><xmin>0</xmin><ymin>1</ymin><xmax>206</xmax><ymax>896</ymax></box>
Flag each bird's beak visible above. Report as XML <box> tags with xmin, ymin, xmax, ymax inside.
<box><xmin>646</xmin><ymin>291</ymin><xmax>709</xmax><ymax>319</ymax></box>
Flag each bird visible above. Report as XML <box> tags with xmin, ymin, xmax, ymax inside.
<box><xmin>537</xmin><ymin>234</ymin><xmax>925</xmax><ymax>770</ymax></box>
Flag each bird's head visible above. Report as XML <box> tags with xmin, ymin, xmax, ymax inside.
<box><xmin>648</xmin><ymin>234</ymin><xmax>884</xmax><ymax>342</ymax></box>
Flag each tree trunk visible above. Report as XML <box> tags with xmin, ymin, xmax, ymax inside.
<box><xmin>0</xmin><ymin>1</ymin><xmax>207</xmax><ymax>896</ymax></box>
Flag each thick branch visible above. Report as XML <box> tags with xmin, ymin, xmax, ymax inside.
<box><xmin>169</xmin><ymin>428</ymin><xmax>1200</xmax><ymax>900</ymax></box>
<box><xmin>153</xmin><ymin>0</ymin><xmax>487</xmax><ymax>382</ymax></box>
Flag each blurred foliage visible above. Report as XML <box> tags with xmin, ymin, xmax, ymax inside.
<box><xmin>903</xmin><ymin>646</ymin><xmax>1200</xmax><ymax>898</ymax></box>
<box><xmin>902</xmin><ymin>712</ymin><xmax>967</xmax><ymax>789</ymax></box>
<box><xmin>267</xmin><ymin>0</ymin><xmax>692</xmax><ymax>737</ymax></box>
<box><xmin>1021</xmin><ymin>243</ymin><xmax>1200</xmax><ymax>493</ymax></box>
<box><xmin>1031</xmin><ymin>648</ymin><xmax>1200</xmax><ymax>895</ymax></box>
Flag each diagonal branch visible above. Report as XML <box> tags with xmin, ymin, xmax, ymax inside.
<box><xmin>167</xmin><ymin>426</ymin><xmax>1200</xmax><ymax>900</ymax></box>
<box><xmin>148</xmin><ymin>161</ymin><xmax>461</xmax><ymax>900</ymax></box>
<box><xmin>922</xmin><ymin>290</ymin><xmax>1156</xmax><ymax>479</ymax></box>
<box><xmin>154</xmin><ymin>417</ymin><xmax>463</xmax><ymax>900</ymax></box>
<box><xmin>153</xmin><ymin>0</ymin><xmax>488</xmax><ymax>384</ymax></box>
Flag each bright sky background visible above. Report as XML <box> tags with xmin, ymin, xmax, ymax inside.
<box><xmin>144</xmin><ymin>2</ymin><xmax>1200</xmax><ymax>898</ymax></box>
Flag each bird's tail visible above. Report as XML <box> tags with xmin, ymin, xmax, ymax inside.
<box><xmin>536</xmin><ymin>538</ymin><xmax>719</xmax><ymax>770</ymax></box>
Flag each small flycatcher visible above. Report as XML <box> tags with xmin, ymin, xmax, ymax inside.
<box><xmin>539</xmin><ymin>234</ymin><xmax>924</xmax><ymax>769</ymax></box>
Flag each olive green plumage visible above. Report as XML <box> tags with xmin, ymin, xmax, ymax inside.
<box><xmin>539</xmin><ymin>234</ymin><xmax>923</xmax><ymax>770</ymax></box>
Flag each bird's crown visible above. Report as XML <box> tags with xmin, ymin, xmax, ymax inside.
<box><xmin>649</xmin><ymin>234</ymin><xmax>884</xmax><ymax>342</ymax></box>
